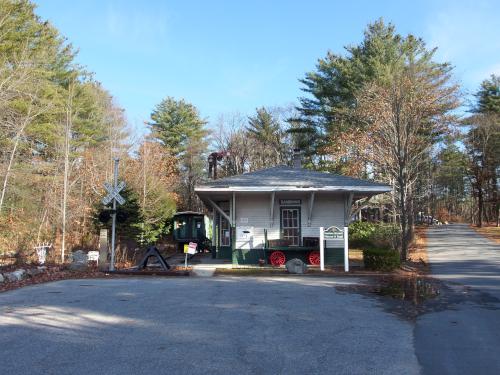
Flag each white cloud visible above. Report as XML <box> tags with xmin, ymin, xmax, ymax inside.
<box><xmin>105</xmin><ymin>2</ymin><xmax>169</xmax><ymax>51</ymax></box>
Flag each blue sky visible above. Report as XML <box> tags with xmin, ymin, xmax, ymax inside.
<box><xmin>36</xmin><ymin>0</ymin><xmax>499</xmax><ymax>134</ymax></box>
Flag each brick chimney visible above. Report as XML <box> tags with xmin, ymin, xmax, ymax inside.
<box><xmin>293</xmin><ymin>148</ymin><xmax>302</xmax><ymax>169</ymax></box>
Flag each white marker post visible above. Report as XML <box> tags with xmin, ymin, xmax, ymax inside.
<box><xmin>101</xmin><ymin>158</ymin><xmax>125</xmax><ymax>272</ymax></box>
<box><xmin>344</xmin><ymin>226</ymin><xmax>349</xmax><ymax>272</ymax></box>
<box><xmin>319</xmin><ymin>226</ymin><xmax>325</xmax><ymax>271</ymax></box>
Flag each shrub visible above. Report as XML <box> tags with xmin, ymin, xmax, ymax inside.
<box><xmin>363</xmin><ymin>247</ymin><xmax>401</xmax><ymax>271</ymax></box>
<box><xmin>349</xmin><ymin>221</ymin><xmax>377</xmax><ymax>247</ymax></box>
<box><xmin>370</xmin><ymin>224</ymin><xmax>402</xmax><ymax>252</ymax></box>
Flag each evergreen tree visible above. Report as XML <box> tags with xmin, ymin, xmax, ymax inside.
<box><xmin>247</xmin><ymin>107</ymin><xmax>287</xmax><ymax>169</ymax></box>
<box><xmin>466</xmin><ymin>75</ymin><xmax>500</xmax><ymax>226</ymax></box>
<box><xmin>295</xmin><ymin>19</ymin><xmax>405</xmax><ymax>172</ymax></box>
<box><xmin>0</xmin><ymin>0</ymin><xmax>131</xmax><ymax>259</ymax></box>
<box><xmin>433</xmin><ymin>140</ymin><xmax>469</xmax><ymax>220</ymax></box>
<box><xmin>149</xmin><ymin>97</ymin><xmax>209</xmax><ymax>211</ymax></box>
<box><xmin>297</xmin><ymin>18</ymin><xmax>460</xmax><ymax>259</ymax></box>
<box><xmin>476</xmin><ymin>75</ymin><xmax>500</xmax><ymax>114</ymax></box>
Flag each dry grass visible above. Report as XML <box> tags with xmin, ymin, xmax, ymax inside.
<box><xmin>472</xmin><ymin>224</ymin><xmax>500</xmax><ymax>244</ymax></box>
<box><xmin>349</xmin><ymin>248</ymin><xmax>364</xmax><ymax>262</ymax></box>
<box><xmin>407</xmin><ymin>226</ymin><xmax>429</xmax><ymax>274</ymax></box>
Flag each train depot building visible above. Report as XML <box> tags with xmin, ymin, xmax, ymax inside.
<box><xmin>195</xmin><ymin>162</ymin><xmax>390</xmax><ymax>269</ymax></box>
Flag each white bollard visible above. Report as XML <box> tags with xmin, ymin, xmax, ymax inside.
<box><xmin>319</xmin><ymin>226</ymin><xmax>325</xmax><ymax>271</ymax></box>
<box><xmin>344</xmin><ymin>226</ymin><xmax>349</xmax><ymax>272</ymax></box>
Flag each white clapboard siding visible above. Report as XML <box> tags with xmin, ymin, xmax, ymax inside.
<box><xmin>234</xmin><ymin>192</ymin><xmax>346</xmax><ymax>249</ymax></box>
<box><xmin>235</xmin><ymin>194</ymin><xmax>272</xmax><ymax>248</ymax></box>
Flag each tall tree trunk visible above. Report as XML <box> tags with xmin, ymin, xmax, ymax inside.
<box><xmin>0</xmin><ymin>110</ymin><xmax>32</xmax><ymax>214</ymax></box>
<box><xmin>398</xmin><ymin>176</ymin><xmax>409</xmax><ymax>261</ymax></box>
<box><xmin>61</xmin><ymin>82</ymin><xmax>74</xmax><ymax>262</ymax></box>
<box><xmin>36</xmin><ymin>208</ymin><xmax>48</xmax><ymax>243</ymax></box>
<box><xmin>0</xmin><ymin>133</ymin><xmax>21</xmax><ymax>213</ymax></box>
<box><xmin>478</xmin><ymin>187</ymin><xmax>483</xmax><ymax>228</ymax></box>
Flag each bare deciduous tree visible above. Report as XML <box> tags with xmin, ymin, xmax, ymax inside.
<box><xmin>353</xmin><ymin>63</ymin><xmax>460</xmax><ymax>260</ymax></box>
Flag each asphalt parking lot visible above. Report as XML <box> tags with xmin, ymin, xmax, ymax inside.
<box><xmin>3</xmin><ymin>225</ymin><xmax>499</xmax><ymax>375</ymax></box>
<box><xmin>0</xmin><ymin>277</ymin><xmax>419</xmax><ymax>375</ymax></box>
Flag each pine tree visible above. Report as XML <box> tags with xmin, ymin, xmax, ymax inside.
<box><xmin>149</xmin><ymin>97</ymin><xmax>209</xmax><ymax>211</ymax></box>
<box><xmin>295</xmin><ymin>19</ymin><xmax>404</xmax><ymax>172</ymax></box>
<box><xmin>247</xmin><ymin>107</ymin><xmax>287</xmax><ymax>169</ymax></box>
<box><xmin>466</xmin><ymin>75</ymin><xmax>500</xmax><ymax>226</ymax></box>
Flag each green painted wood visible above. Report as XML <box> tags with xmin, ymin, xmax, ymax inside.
<box><xmin>217</xmin><ymin>246</ymin><xmax>232</xmax><ymax>260</ymax></box>
<box><xmin>265</xmin><ymin>246</ymin><xmax>318</xmax><ymax>251</ymax></box>
<box><xmin>232</xmin><ymin>248</ymin><xmax>265</xmax><ymax>265</ymax></box>
<box><xmin>325</xmin><ymin>248</ymin><xmax>344</xmax><ymax>265</ymax></box>
<box><xmin>231</xmin><ymin>248</ymin><xmax>344</xmax><ymax>265</ymax></box>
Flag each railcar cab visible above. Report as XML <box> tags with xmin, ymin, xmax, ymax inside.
<box><xmin>172</xmin><ymin>211</ymin><xmax>209</xmax><ymax>252</ymax></box>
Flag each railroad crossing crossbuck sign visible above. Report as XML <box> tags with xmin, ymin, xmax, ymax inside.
<box><xmin>102</xmin><ymin>181</ymin><xmax>126</xmax><ymax>206</ymax></box>
<box><xmin>103</xmin><ymin>157</ymin><xmax>125</xmax><ymax>272</ymax></box>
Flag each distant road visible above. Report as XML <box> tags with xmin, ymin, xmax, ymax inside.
<box><xmin>415</xmin><ymin>224</ymin><xmax>500</xmax><ymax>375</ymax></box>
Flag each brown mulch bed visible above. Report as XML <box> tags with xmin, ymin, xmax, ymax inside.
<box><xmin>0</xmin><ymin>264</ymin><xmax>191</xmax><ymax>293</ymax></box>
<box><xmin>0</xmin><ymin>265</ymin><xmax>114</xmax><ymax>293</ymax></box>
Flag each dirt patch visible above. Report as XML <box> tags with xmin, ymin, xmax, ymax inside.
<box><xmin>472</xmin><ymin>224</ymin><xmax>500</xmax><ymax>244</ymax></box>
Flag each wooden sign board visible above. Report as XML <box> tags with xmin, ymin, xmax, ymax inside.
<box><xmin>280</xmin><ymin>199</ymin><xmax>301</xmax><ymax>206</ymax></box>
<box><xmin>87</xmin><ymin>251</ymin><xmax>100</xmax><ymax>261</ymax></box>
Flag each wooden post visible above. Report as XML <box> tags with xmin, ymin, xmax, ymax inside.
<box><xmin>98</xmin><ymin>228</ymin><xmax>108</xmax><ymax>269</ymax></box>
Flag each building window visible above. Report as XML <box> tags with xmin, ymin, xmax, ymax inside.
<box><xmin>220</xmin><ymin>211</ymin><xmax>231</xmax><ymax>246</ymax></box>
<box><xmin>281</xmin><ymin>207</ymin><xmax>300</xmax><ymax>246</ymax></box>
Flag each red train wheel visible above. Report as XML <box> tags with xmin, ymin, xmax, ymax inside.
<box><xmin>308</xmin><ymin>251</ymin><xmax>321</xmax><ymax>266</ymax></box>
<box><xmin>269</xmin><ymin>251</ymin><xmax>286</xmax><ymax>266</ymax></box>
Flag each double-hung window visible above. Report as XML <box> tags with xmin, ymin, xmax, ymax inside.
<box><xmin>281</xmin><ymin>207</ymin><xmax>300</xmax><ymax>246</ymax></box>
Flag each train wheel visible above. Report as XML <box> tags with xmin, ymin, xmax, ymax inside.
<box><xmin>269</xmin><ymin>251</ymin><xmax>286</xmax><ymax>266</ymax></box>
<box><xmin>308</xmin><ymin>251</ymin><xmax>321</xmax><ymax>266</ymax></box>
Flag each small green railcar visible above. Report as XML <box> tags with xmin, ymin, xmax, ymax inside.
<box><xmin>172</xmin><ymin>211</ymin><xmax>210</xmax><ymax>252</ymax></box>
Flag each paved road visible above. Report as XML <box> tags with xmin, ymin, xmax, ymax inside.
<box><xmin>2</xmin><ymin>224</ymin><xmax>499</xmax><ymax>375</ymax></box>
<box><xmin>0</xmin><ymin>277</ymin><xmax>419</xmax><ymax>375</ymax></box>
<box><xmin>415</xmin><ymin>224</ymin><xmax>500</xmax><ymax>375</ymax></box>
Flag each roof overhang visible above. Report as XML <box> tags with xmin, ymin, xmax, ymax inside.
<box><xmin>195</xmin><ymin>186</ymin><xmax>391</xmax><ymax>193</ymax></box>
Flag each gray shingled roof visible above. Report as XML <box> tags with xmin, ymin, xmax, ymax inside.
<box><xmin>195</xmin><ymin>166</ymin><xmax>391</xmax><ymax>192</ymax></box>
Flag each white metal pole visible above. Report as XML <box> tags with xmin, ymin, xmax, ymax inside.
<box><xmin>344</xmin><ymin>226</ymin><xmax>349</xmax><ymax>272</ymax></box>
<box><xmin>319</xmin><ymin>226</ymin><xmax>324</xmax><ymax>271</ymax></box>
<box><xmin>109</xmin><ymin>158</ymin><xmax>119</xmax><ymax>272</ymax></box>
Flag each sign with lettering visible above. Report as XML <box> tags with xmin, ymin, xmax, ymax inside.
<box><xmin>87</xmin><ymin>251</ymin><xmax>100</xmax><ymax>262</ymax></box>
<box><xmin>324</xmin><ymin>226</ymin><xmax>343</xmax><ymax>239</ymax></box>
<box><xmin>280</xmin><ymin>199</ymin><xmax>301</xmax><ymax>206</ymax></box>
<box><xmin>184</xmin><ymin>242</ymin><xmax>197</xmax><ymax>255</ymax></box>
